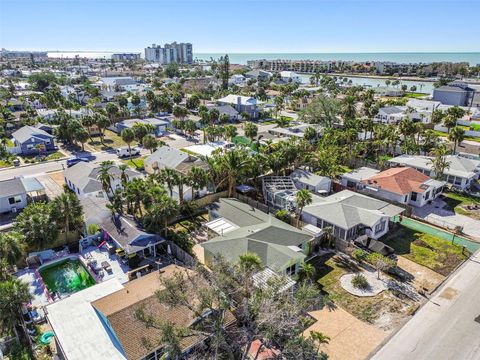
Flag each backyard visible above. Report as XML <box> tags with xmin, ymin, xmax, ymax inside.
<box><xmin>381</xmin><ymin>223</ymin><xmax>469</xmax><ymax>276</ymax></box>
<box><xmin>311</xmin><ymin>254</ymin><xmax>417</xmax><ymax>328</ymax></box>
<box><xmin>121</xmin><ymin>155</ymin><xmax>147</xmax><ymax>170</ymax></box>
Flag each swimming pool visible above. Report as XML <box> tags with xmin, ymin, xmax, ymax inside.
<box><xmin>39</xmin><ymin>258</ymin><xmax>96</xmax><ymax>296</ymax></box>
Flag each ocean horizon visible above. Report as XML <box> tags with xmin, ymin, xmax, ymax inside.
<box><xmin>47</xmin><ymin>51</ymin><xmax>480</xmax><ymax>65</ymax></box>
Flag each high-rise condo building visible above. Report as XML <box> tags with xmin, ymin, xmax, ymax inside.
<box><xmin>144</xmin><ymin>42</ymin><xmax>193</xmax><ymax>64</ymax></box>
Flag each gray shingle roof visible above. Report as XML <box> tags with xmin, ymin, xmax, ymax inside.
<box><xmin>12</xmin><ymin>125</ymin><xmax>54</xmax><ymax>143</ymax></box>
<box><xmin>290</xmin><ymin>169</ymin><xmax>330</xmax><ymax>187</ymax></box>
<box><xmin>0</xmin><ymin>178</ymin><xmax>25</xmax><ymax>198</ymax></box>
<box><xmin>303</xmin><ymin>190</ymin><xmax>403</xmax><ymax>229</ymax></box>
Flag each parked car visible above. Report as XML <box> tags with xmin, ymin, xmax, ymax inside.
<box><xmin>66</xmin><ymin>156</ymin><xmax>91</xmax><ymax>167</ymax></box>
<box><xmin>116</xmin><ymin>146</ymin><xmax>140</xmax><ymax>158</ymax></box>
<box><xmin>13</xmin><ymin>158</ymin><xmax>20</xmax><ymax>167</ymax></box>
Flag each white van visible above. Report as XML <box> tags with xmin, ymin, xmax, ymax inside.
<box><xmin>116</xmin><ymin>146</ymin><xmax>140</xmax><ymax>158</ymax></box>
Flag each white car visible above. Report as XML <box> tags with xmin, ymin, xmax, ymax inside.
<box><xmin>116</xmin><ymin>146</ymin><xmax>140</xmax><ymax>158</ymax></box>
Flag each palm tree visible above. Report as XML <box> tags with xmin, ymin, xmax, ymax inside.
<box><xmin>341</xmin><ymin>95</ymin><xmax>357</xmax><ymax>120</ymax></box>
<box><xmin>243</xmin><ymin>121</ymin><xmax>258</xmax><ymax>142</ymax></box>
<box><xmin>124</xmin><ymin>178</ymin><xmax>147</xmax><ymax>217</ymax></box>
<box><xmin>75</xmin><ymin>127</ymin><xmax>90</xmax><ymax>151</ymax></box>
<box><xmin>0</xmin><ymin>279</ymin><xmax>33</xmax><ymax>340</ymax></box>
<box><xmin>442</xmin><ymin>115</ymin><xmax>457</xmax><ymax>133</ymax></box>
<box><xmin>159</xmin><ymin>168</ymin><xmax>179</xmax><ymax>197</ymax></box>
<box><xmin>0</xmin><ymin>232</ymin><xmax>25</xmax><ymax>266</ymax></box>
<box><xmin>52</xmin><ymin>192</ymin><xmax>84</xmax><ymax>244</ymax></box>
<box><xmin>237</xmin><ymin>252</ymin><xmax>262</xmax><ymax>296</ymax></box>
<box><xmin>143</xmin><ymin>195</ymin><xmax>179</xmax><ymax>236</ymax></box>
<box><xmin>94</xmin><ymin>113</ymin><xmax>111</xmax><ymax>144</ymax></box>
<box><xmin>218</xmin><ymin>148</ymin><xmax>250</xmax><ymax>197</ymax></box>
<box><xmin>309</xmin><ymin>331</ymin><xmax>330</xmax><ymax>353</ymax></box>
<box><xmin>143</xmin><ymin>134</ymin><xmax>159</xmax><ymax>153</ymax></box>
<box><xmin>428</xmin><ymin>145</ymin><xmax>451</xmax><ymax>180</ymax></box>
<box><xmin>97</xmin><ymin>160</ymin><xmax>114</xmax><ymax>195</ymax></box>
<box><xmin>188</xmin><ymin>166</ymin><xmax>209</xmax><ymax>200</ymax></box>
<box><xmin>121</xmin><ymin>128</ymin><xmax>136</xmax><ymax>159</ymax></box>
<box><xmin>14</xmin><ymin>202</ymin><xmax>58</xmax><ymax>250</ymax></box>
<box><xmin>295</xmin><ymin>189</ymin><xmax>312</xmax><ymax>227</ymax></box>
<box><xmin>448</xmin><ymin>126</ymin><xmax>465</xmax><ymax>154</ymax></box>
<box><xmin>118</xmin><ymin>164</ymin><xmax>129</xmax><ymax>185</ymax></box>
<box><xmin>300</xmin><ymin>262</ymin><xmax>316</xmax><ymax>281</ymax></box>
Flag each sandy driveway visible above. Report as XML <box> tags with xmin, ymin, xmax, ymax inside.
<box><xmin>304</xmin><ymin>307</ymin><xmax>386</xmax><ymax>360</ymax></box>
<box><xmin>397</xmin><ymin>256</ymin><xmax>445</xmax><ymax>294</ymax></box>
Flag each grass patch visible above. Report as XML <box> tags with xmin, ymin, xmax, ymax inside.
<box><xmin>404</xmin><ymin>92</ymin><xmax>426</xmax><ymax>98</ymax></box>
<box><xmin>381</xmin><ymin>224</ymin><xmax>469</xmax><ymax>276</ymax></box>
<box><xmin>88</xmin><ymin>130</ymin><xmax>127</xmax><ymax>151</ymax></box>
<box><xmin>442</xmin><ymin>192</ymin><xmax>480</xmax><ymax>219</ymax></box>
<box><xmin>233</xmin><ymin>135</ymin><xmax>258</xmax><ymax>151</ymax></box>
<box><xmin>0</xmin><ymin>159</ymin><xmax>12</xmax><ymax>168</ymax></box>
<box><xmin>45</xmin><ymin>151</ymin><xmax>65</xmax><ymax>161</ymax></box>
<box><xmin>121</xmin><ymin>156</ymin><xmax>146</xmax><ymax>170</ymax></box>
<box><xmin>311</xmin><ymin>254</ymin><xmax>409</xmax><ymax>323</ymax></box>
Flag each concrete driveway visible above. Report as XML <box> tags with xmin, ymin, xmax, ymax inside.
<box><xmin>413</xmin><ymin>198</ymin><xmax>480</xmax><ymax>240</ymax></box>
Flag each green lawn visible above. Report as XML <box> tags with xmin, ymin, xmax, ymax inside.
<box><xmin>45</xmin><ymin>151</ymin><xmax>65</xmax><ymax>161</ymax></box>
<box><xmin>233</xmin><ymin>135</ymin><xmax>258</xmax><ymax>151</ymax></box>
<box><xmin>88</xmin><ymin>130</ymin><xmax>127</xmax><ymax>151</ymax></box>
<box><xmin>381</xmin><ymin>224</ymin><xmax>469</xmax><ymax>276</ymax></box>
<box><xmin>404</xmin><ymin>92</ymin><xmax>427</xmax><ymax>98</ymax></box>
<box><xmin>0</xmin><ymin>159</ymin><xmax>12</xmax><ymax>168</ymax></box>
<box><xmin>469</xmin><ymin>123</ymin><xmax>480</xmax><ymax>132</ymax></box>
<box><xmin>443</xmin><ymin>192</ymin><xmax>480</xmax><ymax>218</ymax></box>
<box><xmin>312</xmin><ymin>255</ymin><xmax>414</xmax><ymax>323</ymax></box>
<box><xmin>121</xmin><ymin>156</ymin><xmax>146</xmax><ymax>170</ymax></box>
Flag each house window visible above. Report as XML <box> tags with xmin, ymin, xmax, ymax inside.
<box><xmin>404</xmin><ymin>195</ymin><xmax>408</xmax><ymax>202</ymax></box>
<box><xmin>285</xmin><ymin>264</ymin><xmax>296</xmax><ymax>276</ymax></box>
<box><xmin>411</xmin><ymin>192</ymin><xmax>418</xmax><ymax>201</ymax></box>
<box><xmin>8</xmin><ymin>196</ymin><xmax>22</xmax><ymax>205</ymax></box>
<box><xmin>454</xmin><ymin>177</ymin><xmax>462</xmax><ymax>186</ymax></box>
<box><xmin>375</xmin><ymin>220</ymin><xmax>386</xmax><ymax>234</ymax></box>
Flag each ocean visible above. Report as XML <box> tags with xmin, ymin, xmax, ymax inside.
<box><xmin>47</xmin><ymin>51</ymin><xmax>480</xmax><ymax>65</ymax></box>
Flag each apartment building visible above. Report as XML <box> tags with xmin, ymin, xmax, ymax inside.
<box><xmin>144</xmin><ymin>42</ymin><xmax>193</xmax><ymax>64</ymax></box>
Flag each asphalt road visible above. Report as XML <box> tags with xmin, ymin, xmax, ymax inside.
<box><xmin>371</xmin><ymin>251</ymin><xmax>480</xmax><ymax>360</ymax></box>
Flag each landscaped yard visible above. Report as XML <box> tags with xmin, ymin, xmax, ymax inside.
<box><xmin>311</xmin><ymin>254</ymin><xmax>416</xmax><ymax>327</ymax></box>
<box><xmin>404</xmin><ymin>92</ymin><xmax>426</xmax><ymax>98</ymax></box>
<box><xmin>381</xmin><ymin>224</ymin><xmax>469</xmax><ymax>276</ymax></box>
<box><xmin>0</xmin><ymin>159</ymin><xmax>12</xmax><ymax>168</ymax></box>
<box><xmin>88</xmin><ymin>130</ymin><xmax>128</xmax><ymax>151</ymax></box>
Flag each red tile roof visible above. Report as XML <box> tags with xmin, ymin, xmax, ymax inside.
<box><xmin>361</xmin><ymin>167</ymin><xmax>430</xmax><ymax>195</ymax></box>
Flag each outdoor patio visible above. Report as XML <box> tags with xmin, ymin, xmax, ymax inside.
<box><xmin>81</xmin><ymin>245</ymin><xmax>129</xmax><ymax>284</ymax></box>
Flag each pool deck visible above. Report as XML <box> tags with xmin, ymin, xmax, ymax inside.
<box><xmin>17</xmin><ymin>247</ymin><xmax>129</xmax><ymax>307</ymax></box>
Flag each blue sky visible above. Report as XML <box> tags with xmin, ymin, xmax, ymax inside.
<box><xmin>0</xmin><ymin>0</ymin><xmax>479</xmax><ymax>53</ymax></box>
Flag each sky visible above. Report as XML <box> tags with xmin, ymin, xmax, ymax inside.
<box><xmin>0</xmin><ymin>0</ymin><xmax>479</xmax><ymax>53</ymax></box>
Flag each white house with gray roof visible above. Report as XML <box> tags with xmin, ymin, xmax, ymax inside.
<box><xmin>388</xmin><ymin>154</ymin><xmax>480</xmax><ymax>191</ymax></box>
<box><xmin>64</xmin><ymin>162</ymin><xmax>142</xmax><ymax>198</ymax></box>
<box><xmin>216</xmin><ymin>94</ymin><xmax>263</xmax><ymax>119</ymax></box>
<box><xmin>290</xmin><ymin>169</ymin><xmax>331</xmax><ymax>194</ymax></box>
<box><xmin>0</xmin><ymin>177</ymin><xmax>45</xmax><ymax>213</ymax></box>
<box><xmin>301</xmin><ymin>190</ymin><xmax>404</xmax><ymax>241</ymax></box>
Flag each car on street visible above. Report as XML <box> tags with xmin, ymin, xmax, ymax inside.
<box><xmin>116</xmin><ymin>146</ymin><xmax>141</xmax><ymax>158</ymax></box>
<box><xmin>66</xmin><ymin>156</ymin><xmax>91</xmax><ymax>167</ymax></box>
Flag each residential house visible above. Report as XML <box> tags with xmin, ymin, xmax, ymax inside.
<box><xmin>373</xmin><ymin>106</ymin><xmax>407</xmax><ymax>124</ymax></box>
<box><xmin>46</xmin><ymin>265</ymin><xmax>233</xmax><ymax>360</ymax></box>
<box><xmin>341</xmin><ymin>167</ymin><xmax>382</xmax><ymax>189</ymax></box>
<box><xmin>229</xmin><ymin>74</ymin><xmax>245</xmax><ymax>85</ymax></box>
<box><xmin>269</xmin><ymin>123</ymin><xmax>323</xmax><ymax>140</ymax></box>
<box><xmin>0</xmin><ymin>177</ymin><xmax>45</xmax><ymax>213</ymax></box>
<box><xmin>374</xmin><ymin>86</ymin><xmax>404</xmax><ymax>97</ymax></box>
<box><xmin>245</xmin><ymin>69</ymin><xmax>272</xmax><ymax>81</ymax></box>
<box><xmin>144</xmin><ymin>146</ymin><xmax>208</xmax><ymax>201</ymax></box>
<box><xmin>64</xmin><ymin>162</ymin><xmax>142</xmax><ymax>198</ymax></box>
<box><xmin>206</xmin><ymin>104</ymin><xmax>239</xmax><ymax>122</ymax></box>
<box><xmin>37</xmin><ymin>109</ymin><xmax>86</xmax><ymax>122</ymax></box>
<box><xmin>433</xmin><ymin>81</ymin><xmax>475</xmax><ymax>107</ymax></box>
<box><xmin>100</xmin><ymin>77</ymin><xmax>139</xmax><ymax>92</ymax></box>
<box><xmin>290</xmin><ymin>169</ymin><xmax>331</xmax><ymax>194</ymax></box>
<box><xmin>116</xmin><ymin>118</ymin><xmax>170</xmax><ymax>137</ymax></box>
<box><xmin>343</xmin><ymin>167</ymin><xmax>445</xmax><ymax>207</ymax></box>
<box><xmin>10</xmin><ymin>125</ymin><xmax>56</xmax><ymax>155</ymax></box>
<box><xmin>301</xmin><ymin>190</ymin><xmax>404</xmax><ymax>241</ymax></box>
<box><xmin>202</xmin><ymin>198</ymin><xmax>314</xmax><ymax>275</ymax></box>
<box><xmin>388</xmin><ymin>154</ymin><xmax>480</xmax><ymax>191</ymax></box>
<box><xmin>280</xmin><ymin>71</ymin><xmax>302</xmax><ymax>84</ymax></box>
<box><xmin>216</xmin><ymin>94</ymin><xmax>263</xmax><ymax>119</ymax></box>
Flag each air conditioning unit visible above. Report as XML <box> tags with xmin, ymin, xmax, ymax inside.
<box><xmin>11</xmin><ymin>207</ymin><xmax>17</xmax><ymax>213</ymax></box>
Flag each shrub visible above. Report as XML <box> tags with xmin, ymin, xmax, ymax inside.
<box><xmin>352</xmin><ymin>249</ymin><xmax>368</xmax><ymax>262</ymax></box>
<box><xmin>351</xmin><ymin>273</ymin><xmax>369</xmax><ymax>290</ymax></box>
<box><xmin>275</xmin><ymin>209</ymin><xmax>290</xmax><ymax>223</ymax></box>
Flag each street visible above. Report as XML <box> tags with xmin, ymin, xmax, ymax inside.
<box><xmin>371</xmin><ymin>251</ymin><xmax>480</xmax><ymax>360</ymax></box>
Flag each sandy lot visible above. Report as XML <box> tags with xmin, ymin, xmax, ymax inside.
<box><xmin>397</xmin><ymin>256</ymin><xmax>445</xmax><ymax>294</ymax></box>
<box><xmin>304</xmin><ymin>307</ymin><xmax>386</xmax><ymax>360</ymax></box>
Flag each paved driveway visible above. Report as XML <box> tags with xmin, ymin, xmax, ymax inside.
<box><xmin>413</xmin><ymin>198</ymin><xmax>480</xmax><ymax>240</ymax></box>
